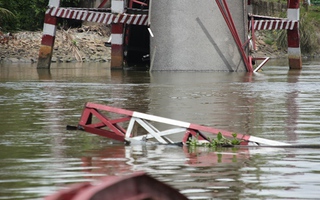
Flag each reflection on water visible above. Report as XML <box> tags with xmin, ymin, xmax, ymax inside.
<box><xmin>1</xmin><ymin>61</ymin><xmax>320</xmax><ymax>199</ymax></box>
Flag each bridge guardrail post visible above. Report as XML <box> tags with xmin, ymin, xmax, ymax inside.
<box><xmin>287</xmin><ymin>0</ymin><xmax>302</xmax><ymax>69</ymax></box>
<box><xmin>111</xmin><ymin>0</ymin><xmax>125</xmax><ymax>69</ymax></box>
<box><xmin>37</xmin><ymin>0</ymin><xmax>60</xmax><ymax>69</ymax></box>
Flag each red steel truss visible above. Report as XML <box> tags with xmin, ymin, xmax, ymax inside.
<box><xmin>71</xmin><ymin>102</ymin><xmax>291</xmax><ymax>146</ymax></box>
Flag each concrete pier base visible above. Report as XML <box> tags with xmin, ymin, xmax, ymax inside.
<box><xmin>150</xmin><ymin>0</ymin><xmax>248</xmax><ymax>71</ymax></box>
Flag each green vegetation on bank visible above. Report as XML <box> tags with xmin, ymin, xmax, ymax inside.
<box><xmin>256</xmin><ymin>2</ymin><xmax>320</xmax><ymax>55</ymax></box>
<box><xmin>0</xmin><ymin>5</ymin><xmax>15</xmax><ymax>23</ymax></box>
<box><xmin>0</xmin><ymin>0</ymin><xmax>81</xmax><ymax>31</ymax></box>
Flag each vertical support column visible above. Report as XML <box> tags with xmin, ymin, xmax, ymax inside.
<box><xmin>111</xmin><ymin>0</ymin><xmax>125</xmax><ymax>69</ymax></box>
<box><xmin>287</xmin><ymin>0</ymin><xmax>302</xmax><ymax>69</ymax></box>
<box><xmin>37</xmin><ymin>0</ymin><xmax>60</xmax><ymax>69</ymax></box>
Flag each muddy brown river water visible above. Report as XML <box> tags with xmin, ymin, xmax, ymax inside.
<box><xmin>1</xmin><ymin>60</ymin><xmax>320</xmax><ymax>199</ymax></box>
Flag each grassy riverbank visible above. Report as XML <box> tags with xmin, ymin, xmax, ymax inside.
<box><xmin>254</xmin><ymin>3</ymin><xmax>320</xmax><ymax>58</ymax></box>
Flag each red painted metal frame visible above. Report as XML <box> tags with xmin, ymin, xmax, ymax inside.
<box><xmin>78</xmin><ymin>105</ymin><xmax>129</xmax><ymax>142</ymax></box>
<box><xmin>74</xmin><ymin>102</ymin><xmax>291</xmax><ymax>146</ymax></box>
<box><xmin>77</xmin><ymin>102</ymin><xmax>238</xmax><ymax>144</ymax></box>
<box><xmin>132</xmin><ymin>0</ymin><xmax>148</xmax><ymax>6</ymax></box>
<box><xmin>98</xmin><ymin>0</ymin><xmax>109</xmax><ymax>8</ymax></box>
<box><xmin>215</xmin><ymin>0</ymin><xmax>253</xmax><ymax>72</ymax></box>
<box><xmin>250</xmin><ymin>16</ymin><xmax>256</xmax><ymax>51</ymax></box>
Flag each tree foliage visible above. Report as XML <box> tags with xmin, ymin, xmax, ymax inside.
<box><xmin>0</xmin><ymin>1</ymin><xmax>16</xmax><ymax>29</ymax></box>
<box><xmin>0</xmin><ymin>0</ymin><xmax>81</xmax><ymax>31</ymax></box>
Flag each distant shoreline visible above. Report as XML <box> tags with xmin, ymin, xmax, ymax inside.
<box><xmin>0</xmin><ymin>25</ymin><xmax>111</xmax><ymax>64</ymax></box>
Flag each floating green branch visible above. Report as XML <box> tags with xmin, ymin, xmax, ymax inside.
<box><xmin>187</xmin><ymin>132</ymin><xmax>242</xmax><ymax>148</ymax></box>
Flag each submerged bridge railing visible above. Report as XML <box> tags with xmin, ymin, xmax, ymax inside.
<box><xmin>67</xmin><ymin>102</ymin><xmax>291</xmax><ymax>146</ymax></box>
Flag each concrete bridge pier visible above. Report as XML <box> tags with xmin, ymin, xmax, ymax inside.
<box><xmin>150</xmin><ymin>0</ymin><xmax>249</xmax><ymax>71</ymax></box>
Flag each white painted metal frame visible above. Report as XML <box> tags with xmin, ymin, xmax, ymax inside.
<box><xmin>125</xmin><ymin>117</ymin><xmax>186</xmax><ymax>144</ymax></box>
<box><xmin>253</xmin><ymin>57</ymin><xmax>270</xmax><ymax>72</ymax></box>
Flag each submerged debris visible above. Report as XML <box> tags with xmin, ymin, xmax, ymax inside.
<box><xmin>187</xmin><ymin>132</ymin><xmax>242</xmax><ymax>148</ymax></box>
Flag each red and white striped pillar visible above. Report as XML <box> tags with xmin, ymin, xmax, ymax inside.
<box><xmin>37</xmin><ymin>0</ymin><xmax>60</xmax><ymax>69</ymax></box>
<box><xmin>111</xmin><ymin>0</ymin><xmax>125</xmax><ymax>69</ymax></box>
<box><xmin>287</xmin><ymin>0</ymin><xmax>302</xmax><ymax>69</ymax></box>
